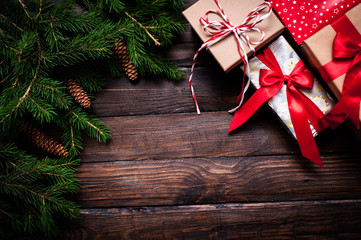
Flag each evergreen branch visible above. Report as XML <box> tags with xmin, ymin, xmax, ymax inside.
<box><xmin>12</xmin><ymin>77</ymin><xmax>19</xmax><ymax>88</ymax></box>
<box><xmin>44</xmin><ymin>185</ymin><xmax>71</xmax><ymax>196</ymax></box>
<box><xmin>0</xmin><ymin>40</ymin><xmax>19</xmax><ymax>53</ymax></box>
<box><xmin>145</xmin><ymin>25</ymin><xmax>167</xmax><ymax>29</ymax></box>
<box><xmin>133</xmin><ymin>0</ymin><xmax>160</xmax><ymax>16</ymax></box>
<box><xmin>41</xmin><ymin>172</ymin><xmax>66</xmax><ymax>178</ymax></box>
<box><xmin>17</xmin><ymin>0</ymin><xmax>43</xmax><ymax>21</ymax></box>
<box><xmin>9</xmin><ymin>160</ymin><xmax>47</xmax><ymax>180</ymax></box>
<box><xmin>27</xmin><ymin>96</ymin><xmax>49</xmax><ymax>116</ymax></box>
<box><xmin>66</xmin><ymin>106</ymin><xmax>104</xmax><ymax>136</ymax></box>
<box><xmin>35</xmin><ymin>0</ymin><xmax>43</xmax><ymax>20</ymax></box>
<box><xmin>0</xmin><ymin>13</ymin><xmax>24</xmax><ymax>32</ymax></box>
<box><xmin>53</xmin><ymin>47</ymin><xmax>107</xmax><ymax>55</ymax></box>
<box><xmin>0</xmin><ymin>41</ymin><xmax>41</xmax><ymax>124</ymax></box>
<box><xmin>96</xmin><ymin>27</ymin><xmax>126</xmax><ymax>43</ymax></box>
<box><xmin>17</xmin><ymin>35</ymin><xmax>35</xmax><ymax>62</ymax></box>
<box><xmin>34</xmin><ymin>82</ymin><xmax>54</xmax><ymax>91</ymax></box>
<box><xmin>52</xmin><ymin>161</ymin><xmax>77</xmax><ymax>168</ymax></box>
<box><xmin>40</xmin><ymin>38</ymin><xmax>108</xmax><ymax>59</ymax></box>
<box><xmin>17</xmin><ymin>0</ymin><xmax>33</xmax><ymax>20</ymax></box>
<box><xmin>124</xmin><ymin>11</ymin><xmax>161</xmax><ymax>46</ymax></box>
<box><xmin>61</xmin><ymin>120</ymin><xmax>83</xmax><ymax>156</ymax></box>
<box><xmin>32</xmin><ymin>79</ymin><xmax>72</xmax><ymax>109</ymax></box>
<box><xmin>0</xmin><ymin>1</ymin><xmax>185</xmax><ymax>237</ymax></box>
<box><xmin>20</xmin><ymin>50</ymin><xmax>38</xmax><ymax>62</ymax></box>
<box><xmin>0</xmin><ymin>29</ymin><xmax>17</xmax><ymax>42</ymax></box>
<box><xmin>5</xmin><ymin>159</ymin><xmax>27</xmax><ymax>176</ymax></box>
<box><xmin>131</xmin><ymin>27</ymin><xmax>138</xmax><ymax>57</ymax></box>
<box><xmin>0</xmin><ymin>180</ymin><xmax>77</xmax><ymax>214</ymax></box>
<box><xmin>49</xmin><ymin>21</ymin><xmax>57</xmax><ymax>41</ymax></box>
<box><xmin>0</xmin><ymin>208</ymin><xmax>22</xmax><ymax>225</ymax></box>
<box><xmin>0</xmin><ymin>69</ymin><xmax>14</xmax><ymax>84</ymax></box>
<box><xmin>70</xmin><ymin>125</ymin><xmax>75</xmax><ymax>151</ymax></box>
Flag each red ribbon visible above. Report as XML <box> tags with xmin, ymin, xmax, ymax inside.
<box><xmin>229</xmin><ymin>48</ymin><xmax>328</xmax><ymax>168</ymax></box>
<box><xmin>321</xmin><ymin>16</ymin><xmax>361</xmax><ymax>129</ymax></box>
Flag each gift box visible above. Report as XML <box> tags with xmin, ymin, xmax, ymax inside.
<box><xmin>303</xmin><ymin>3</ymin><xmax>361</xmax><ymax>133</ymax></box>
<box><xmin>183</xmin><ymin>0</ymin><xmax>284</xmax><ymax>73</ymax></box>
<box><xmin>229</xmin><ymin>36</ymin><xmax>335</xmax><ymax>167</ymax></box>
<box><xmin>271</xmin><ymin>0</ymin><xmax>360</xmax><ymax>44</ymax></box>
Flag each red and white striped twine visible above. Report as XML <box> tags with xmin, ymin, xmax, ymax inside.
<box><xmin>189</xmin><ymin>0</ymin><xmax>272</xmax><ymax>114</ymax></box>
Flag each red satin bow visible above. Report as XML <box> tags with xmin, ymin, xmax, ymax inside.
<box><xmin>322</xmin><ymin>16</ymin><xmax>361</xmax><ymax>129</ymax></box>
<box><xmin>229</xmin><ymin>48</ymin><xmax>327</xmax><ymax>168</ymax></box>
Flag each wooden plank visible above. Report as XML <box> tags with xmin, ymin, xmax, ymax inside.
<box><xmin>80</xmin><ymin>112</ymin><xmax>360</xmax><ymax>162</ymax></box>
<box><xmin>61</xmin><ymin>200</ymin><xmax>361</xmax><ymax>239</ymax></box>
<box><xmin>74</xmin><ymin>154</ymin><xmax>361</xmax><ymax>208</ymax></box>
<box><xmin>159</xmin><ymin>0</ymin><xmax>217</xmax><ymax>66</ymax></box>
<box><xmin>160</xmin><ymin>23</ymin><xmax>212</xmax><ymax>67</ymax></box>
<box><xmin>92</xmin><ymin>66</ymin><xmax>243</xmax><ymax>117</ymax></box>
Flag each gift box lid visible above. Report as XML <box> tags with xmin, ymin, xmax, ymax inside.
<box><xmin>183</xmin><ymin>0</ymin><xmax>284</xmax><ymax>73</ymax></box>
<box><xmin>271</xmin><ymin>0</ymin><xmax>360</xmax><ymax>44</ymax></box>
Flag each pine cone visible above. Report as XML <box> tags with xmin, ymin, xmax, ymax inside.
<box><xmin>113</xmin><ymin>38</ymin><xmax>138</xmax><ymax>81</ymax></box>
<box><xmin>66</xmin><ymin>79</ymin><xmax>91</xmax><ymax>109</ymax></box>
<box><xmin>21</xmin><ymin>122</ymin><xmax>69</xmax><ymax>157</ymax></box>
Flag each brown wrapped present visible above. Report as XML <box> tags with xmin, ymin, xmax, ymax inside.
<box><xmin>303</xmin><ymin>3</ymin><xmax>361</xmax><ymax>135</ymax></box>
<box><xmin>183</xmin><ymin>0</ymin><xmax>284</xmax><ymax>73</ymax></box>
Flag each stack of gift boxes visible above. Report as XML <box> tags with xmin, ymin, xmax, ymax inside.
<box><xmin>183</xmin><ymin>0</ymin><xmax>361</xmax><ymax>168</ymax></box>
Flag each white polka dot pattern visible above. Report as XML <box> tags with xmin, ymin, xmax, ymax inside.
<box><xmin>270</xmin><ymin>0</ymin><xmax>360</xmax><ymax>44</ymax></box>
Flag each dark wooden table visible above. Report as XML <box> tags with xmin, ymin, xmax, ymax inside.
<box><xmin>61</xmin><ymin>1</ymin><xmax>361</xmax><ymax>238</ymax></box>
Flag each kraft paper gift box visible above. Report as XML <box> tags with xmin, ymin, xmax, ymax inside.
<box><xmin>229</xmin><ymin>36</ymin><xmax>335</xmax><ymax>167</ymax></box>
<box><xmin>183</xmin><ymin>0</ymin><xmax>284</xmax><ymax>73</ymax></box>
<box><xmin>303</xmin><ymin>3</ymin><xmax>361</xmax><ymax>136</ymax></box>
<box><xmin>270</xmin><ymin>0</ymin><xmax>360</xmax><ymax>44</ymax></box>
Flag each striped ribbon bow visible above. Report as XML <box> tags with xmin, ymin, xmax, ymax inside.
<box><xmin>189</xmin><ymin>0</ymin><xmax>272</xmax><ymax>114</ymax></box>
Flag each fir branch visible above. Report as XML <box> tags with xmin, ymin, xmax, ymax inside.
<box><xmin>0</xmin><ymin>180</ymin><xmax>77</xmax><ymax>214</ymax></box>
<box><xmin>8</xmin><ymin>160</ymin><xmax>47</xmax><ymax>180</ymax></box>
<box><xmin>26</xmin><ymin>96</ymin><xmax>56</xmax><ymax>123</ymax></box>
<box><xmin>0</xmin><ymin>1</ymin><xmax>185</xmax><ymax>237</ymax></box>
<box><xmin>0</xmin><ymin>68</ymin><xmax>14</xmax><ymax>84</ymax></box>
<box><xmin>124</xmin><ymin>11</ymin><xmax>161</xmax><ymax>46</ymax></box>
<box><xmin>0</xmin><ymin>40</ymin><xmax>41</xmax><ymax>124</ymax></box>
<box><xmin>70</xmin><ymin>126</ymin><xmax>76</xmax><ymax>152</ymax></box>
<box><xmin>17</xmin><ymin>0</ymin><xmax>43</xmax><ymax>21</ymax></box>
<box><xmin>133</xmin><ymin>0</ymin><xmax>160</xmax><ymax>16</ymax></box>
<box><xmin>0</xmin><ymin>208</ymin><xmax>22</xmax><ymax>225</ymax></box>
<box><xmin>49</xmin><ymin>20</ymin><xmax>58</xmax><ymax>42</ymax></box>
<box><xmin>65</xmin><ymin>105</ymin><xmax>110</xmax><ymax>143</ymax></box>
<box><xmin>20</xmin><ymin>49</ymin><xmax>37</xmax><ymax>62</ymax></box>
<box><xmin>68</xmin><ymin>107</ymin><xmax>103</xmax><ymax>135</ymax></box>
<box><xmin>0</xmin><ymin>13</ymin><xmax>24</xmax><ymax>32</ymax></box>
<box><xmin>0</xmin><ymin>39</ymin><xmax>19</xmax><ymax>53</ymax></box>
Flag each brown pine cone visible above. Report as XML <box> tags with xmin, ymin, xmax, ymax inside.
<box><xmin>21</xmin><ymin>122</ymin><xmax>69</xmax><ymax>157</ymax></box>
<box><xmin>66</xmin><ymin>79</ymin><xmax>91</xmax><ymax>109</ymax></box>
<box><xmin>113</xmin><ymin>38</ymin><xmax>138</xmax><ymax>81</ymax></box>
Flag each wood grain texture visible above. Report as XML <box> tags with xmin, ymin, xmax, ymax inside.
<box><xmin>58</xmin><ymin>0</ymin><xmax>361</xmax><ymax>238</ymax></box>
<box><xmin>60</xmin><ymin>200</ymin><xmax>361</xmax><ymax>240</ymax></box>
<box><xmin>80</xmin><ymin>112</ymin><xmax>360</xmax><ymax>162</ymax></box>
<box><xmin>75</xmin><ymin>154</ymin><xmax>361</xmax><ymax>208</ymax></box>
<box><xmin>92</xmin><ymin>67</ymin><xmax>243</xmax><ymax>117</ymax></box>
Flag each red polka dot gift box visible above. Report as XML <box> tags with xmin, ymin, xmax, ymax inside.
<box><xmin>270</xmin><ymin>0</ymin><xmax>360</xmax><ymax>44</ymax></box>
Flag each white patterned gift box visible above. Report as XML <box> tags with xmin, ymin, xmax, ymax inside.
<box><xmin>245</xmin><ymin>36</ymin><xmax>335</xmax><ymax>139</ymax></box>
